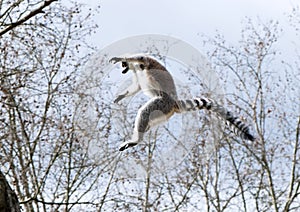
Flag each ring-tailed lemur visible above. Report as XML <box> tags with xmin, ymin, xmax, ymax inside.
<box><xmin>110</xmin><ymin>54</ymin><xmax>255</xmax><ymax>151</ymax></box>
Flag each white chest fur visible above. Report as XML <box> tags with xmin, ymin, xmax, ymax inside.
<box><xmin>135</xmin><ymin>70</ymin><xmax>155</xmax><ymax>97</ymax></box>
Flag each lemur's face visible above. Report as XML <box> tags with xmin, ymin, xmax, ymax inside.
<box><xmin>127</xmin><ymin>55</ymin><xmax>149</xmax><ymax>71</ymax></box>
<box><xmin>110</xmin><ymin>55</ymin><xmax>150</xmax><ymax>74</ymax></box>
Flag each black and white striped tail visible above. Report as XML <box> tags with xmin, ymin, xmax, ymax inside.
<box><xmin>176</xmin><ymin>97</ymin><xmax>255</xmax><ymax>141</ymax></box>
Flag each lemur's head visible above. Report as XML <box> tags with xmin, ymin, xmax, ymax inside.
<box><xmin>110</xmin><ymin>54</ymin><xmax>166</xmax><ymax>74</ymax></box>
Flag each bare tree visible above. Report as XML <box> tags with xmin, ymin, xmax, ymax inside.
<box><xmin>1</xmin><ymin>1</ymin><xmax>299</xmax><ymax>211</ymax></box>
<box><xmin>0</xmin><ymin>0</ymin><xmax>57</xmax><ymax>37</ymax></box>
<box><xmin>0</xmin><ymin>0</ymin><xmax>107</xmax><ymax>211</ymax></box>
<box><xmin>193</xmin><ymin>18</ymin><xmax>300</xmax><ymax>211</ymax></box>
<box><xmin>92</xmin><ymin>16</ymin><xmax>299</xmax><ymax>212</ymax></box>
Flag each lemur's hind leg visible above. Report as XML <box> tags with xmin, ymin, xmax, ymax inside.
<box><xmin>119</xmin><ymin>95</ymin><xmax>176</xmax><ymax>151</ymax></box>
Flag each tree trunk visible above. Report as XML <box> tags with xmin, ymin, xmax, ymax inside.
<box><xmin>0</xmin><ymin>171</ymin><xmax>20</xmax><ymax>212</ymax></box>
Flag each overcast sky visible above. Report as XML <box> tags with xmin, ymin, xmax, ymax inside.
<box><xmin>86</xmin><ymin>0</ymin><xmax>299</xmax><ymax>52</ymax></box>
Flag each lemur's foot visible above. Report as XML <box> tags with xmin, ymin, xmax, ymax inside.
<box><xmin>119</xmin><ymin>141</ymin><xmax>138</xmax><ymax>151</ymax></box>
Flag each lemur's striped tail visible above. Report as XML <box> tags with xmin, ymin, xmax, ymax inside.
<box><xmin>176</xmin><ymin>97</ymin><xmax>255</xmax><ymax>141</ymax></box>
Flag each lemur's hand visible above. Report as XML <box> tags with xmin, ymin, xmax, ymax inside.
<box><xmin>114</xmin><ymin>91</ymin><xmax>129</xmax><ymax>103</ymax></box>
<box><xmin>109</xmin><ymin>57</ymin><xmax>122</xmax><ymax>64</ymax></box>
<box><xmin>110</xmin><ymin>57</ymin><xmax>129</xmax><ymax>74</ymax></box>
<box><xmin>114</xmin><ymin>95</ymin><xmax>125</xmax><ymax>104</ymax></box>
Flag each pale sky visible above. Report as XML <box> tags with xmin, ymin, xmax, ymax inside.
<box><xmin>81</xmin><ymin>0</ymin><xmax>300</xmax><ymax>196</ymax></box>
<box><xmin>86</xmin><ymin>0</ymin><xmax>299</xmax><ymax>51</ymax></box>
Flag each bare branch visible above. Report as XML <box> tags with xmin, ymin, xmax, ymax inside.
<box><xmin>0</xmin><ymin>0</ymin><xmax>57</xmax><ymax>37</ymax></box>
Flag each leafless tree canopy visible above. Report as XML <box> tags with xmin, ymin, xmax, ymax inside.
<box><xmin>0</xmin><ymin>1</ymin><xmax>299</xmax><ymax>211</ymax></box>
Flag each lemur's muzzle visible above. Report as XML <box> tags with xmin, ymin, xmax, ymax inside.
<box><xmin>121</xmin><ymin>61</ymin><xmax>129</xmax><ymax>74</ymax></box>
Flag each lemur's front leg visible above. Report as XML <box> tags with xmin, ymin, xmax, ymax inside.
<box><xmin>113</xmin><ymin>73</ymin><xmax>140</xmax><ymax>103</ymax></box>
<box><xmin>110</xmin><ymin>57</ymin><xmax>141</xmax><ymax>103</ymax></box>
<box><xmin>114</xmin><ymin>78</ymin><xmax>140</xmax><ymax>103</ymax></box>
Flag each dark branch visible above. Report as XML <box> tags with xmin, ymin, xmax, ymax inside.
<box><xmin>0</xmin><ymin>0</ymin><xmax>58</xmax><ymax>37</ymax></box>
<box><xmin>20</xmin><ymin>196</ymin><xmax>99</xmax><ymax>207</ymax></box>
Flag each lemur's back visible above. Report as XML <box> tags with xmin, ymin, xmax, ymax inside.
<box><xmin>145</xmin><ymin>57</ymin><xmax>178</xmax><ymax>100</ymax></box>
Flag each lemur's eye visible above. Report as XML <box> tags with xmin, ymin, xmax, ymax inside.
<box><xmin>140</xmin><ymin>56</ymin><xmax>144</xmax><ymax>60</ymax></box>
<box><xmin>140</xmin><ymin>64</ymin><xmax>145</xmax><ymax>70</ymax></box>
<box><xmin>122</xmin><ymin>61</ymin><xmax>128</xmax><ymax>67</ymax></box>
